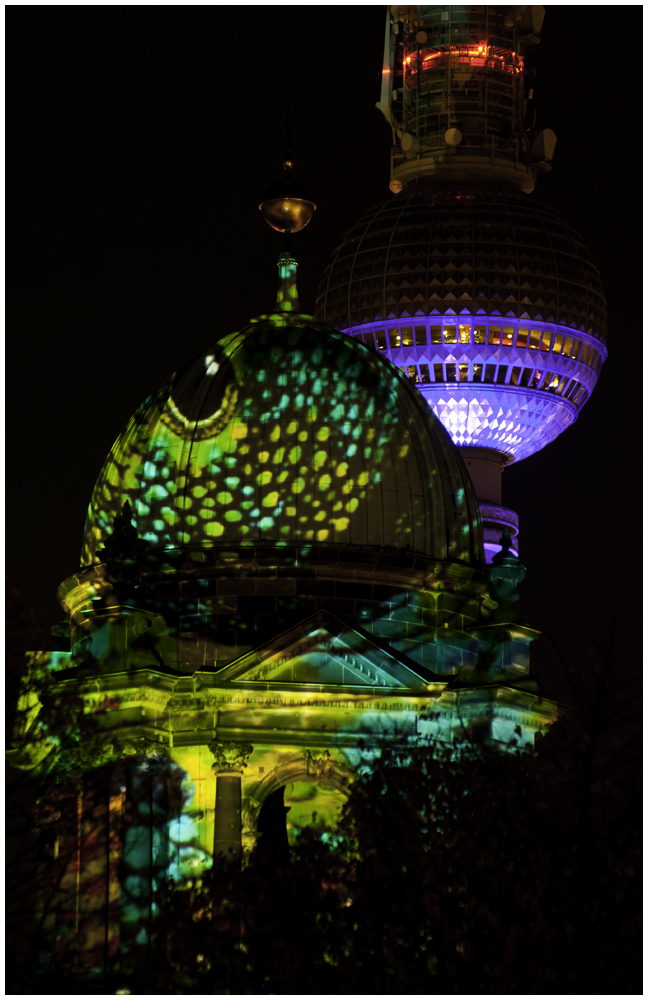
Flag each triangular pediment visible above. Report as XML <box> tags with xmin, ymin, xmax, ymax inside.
<box><xmin>216</xmin><ymin>610</ymin><xmax>433</xmax><ymax>691</ymax></box>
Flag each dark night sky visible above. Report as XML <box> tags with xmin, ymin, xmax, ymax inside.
<box><xmin>9</xmin><ymin>7</ymin><xmax>642</xmax><ymax>698</ymax></box>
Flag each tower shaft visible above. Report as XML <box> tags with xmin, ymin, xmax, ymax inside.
<box><xmin>379</xmin><ymin>5</ymin><xmax>553</xmax><ymax>193</ymax></box>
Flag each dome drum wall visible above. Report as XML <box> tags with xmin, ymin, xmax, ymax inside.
<box><xmin>58</xmin><ymin>543</ymin><xmax>493</xmax><ymax>676</ymax></box>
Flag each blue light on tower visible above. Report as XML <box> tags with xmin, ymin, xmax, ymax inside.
<box><xmin>316</xmin><ymin>6</ymin><xmax>607</xmax><ymax>561</ymax></box>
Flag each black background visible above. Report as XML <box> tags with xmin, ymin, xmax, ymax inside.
<box><xmin>9</xmin><ymin>7</ymin><xmax>642</xmax><ymax>698</ymax></box>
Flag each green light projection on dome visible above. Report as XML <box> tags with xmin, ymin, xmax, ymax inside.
<box><xmin>83</xmin><ymin>313</ymin><xmax>480</xmax><ymax>568</ymax></box>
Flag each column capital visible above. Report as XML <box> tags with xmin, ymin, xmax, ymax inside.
<box><xmin>208</xmin><ymin>741</ymin><xmax>253</xmax><ymax>775</ymax></box>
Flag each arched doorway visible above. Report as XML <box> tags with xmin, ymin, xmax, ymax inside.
<box><xmin>282</xmin><ymin>779</ymin><xmax>348</xmax><ymax>844</ymax></box>
<box><xmin>244</xmin><ymin>754</ymin><xmax>354</xmax><ymax>855</ymax></box>
<box><xmin>253</xmin><ymin>779</ymin><xmax>348</xmax><ymax>866</ymax></box>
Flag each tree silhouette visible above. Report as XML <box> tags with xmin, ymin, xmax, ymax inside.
<box><xmin>141</xmin><ymin>684</ymin><xmax>640</xmax><ymax>996</ymax></box>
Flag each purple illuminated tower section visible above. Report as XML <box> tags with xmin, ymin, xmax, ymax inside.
<box><xmin>316</xmin><ymin>5</ymin><xmax>607</xmax><ymax>561</ymax></box>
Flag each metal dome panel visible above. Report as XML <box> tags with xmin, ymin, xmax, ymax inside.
<box><xmin>82</xmin><ymin>317</ymin><xmax>483</xmax><ymax>567</ymax></box>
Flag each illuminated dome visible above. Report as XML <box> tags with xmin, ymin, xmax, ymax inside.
<box><xmin>315</xmin><ymin>186</ymin><xmax>607</xmax><ymax>463</ymax></box>
<box><xmin>82</xmin><ymin>311</ymin><xmax>482</xmax><ymax>568</ymax></box>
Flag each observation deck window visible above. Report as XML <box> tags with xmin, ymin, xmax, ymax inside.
<box><xmin>541</xmin><ymin>332</ymin><xmax>552</xmax><ymax>352</ymax></box>
<box><xmin>376</xmin><ymin>330</ymin><xmax>387</xmax><ymax>350</ymax></box>
<box><xmin>444</xmin><ymin>326</ymin><xmax>457</xmax><ymax>345</ymax></box>
<box><xmin>419</xmin><ymin>364</ymin><xmax>431</xmax><ymax>383</ymax></box>
<box><xmin>539</xmin><ymin>371</ymin><xmax>554</xmax><ymax>390</ymax></box>
<box><xmin>484</xmin><ymin>364</ymin><xmax>497</xmax><ymax>383</ymax></box>
<box><xmin>362</xmin><ymin>331</ymin><xmax>375</xmax><ymax>348</ymax></box>
<box><xmin>407</xmin><ymin>365</ymin><xmax>419</xmax><ymax>382</ymax></box>
<box><xmin>414</xmin><ymin>44</ymin><xmax>522</xmax><ymax>79</ymax></box>
<box><xmin>488</xmin><ymin>326</ymin><xmax>502</xmax><ymax>345</ymax></box>
<box><xmin>510</xmin><ymin>366</ymin><xmax>522</xmax><ymax>386</ymax></box>
<box><xmin>474</xmin><ymin>326</ymin><xmax>486</xmax><ymax>345</ymax></box>
<box><xmin>571</xmin><ymin>340</ymin><xmax>582</xmax><ymax>359</ymax></box>
<box><xmin>401</xmin><ymin>327</ymin><xmax>414</xmax><ymax>347</ymax></box>
<box><xmin>459</xmin><ymin>364</ymin><xmax>469</xmax><ymax>382</ymax></box>
<box><xmin>433</xmin><ymin>364</ymin><xmax>444</xmax><ymax>382</ymax></box>
<box><xmin>552</xmin><ymin>334</ymin><xmax>564</xmax><ymax>354</ymax></box>
<box><xmin>555</xmin><ymin>376</ymin><xmax>568</xmax><ymax>395</ymax></box>
<box><xmin>521</xmin><ymin>368</ymin><xmax>533</xmax><ymax>386</ymax></box>
<box><xmin>502</xmin><ymin>327</ymin><xmax>514</xmax><ymax>347</ymax></box>
<box><xmin>516</xmin><ymin>328</ymin><xmax>528</xmax><ymax>348</ymax></box>
<box><xmin>530</xmin><ymin>370</ymin><xmax>541</xmax><ymax>388</ymax></box>
<box><xmin>445</xmin><ymin>363</ymin><xmax>457</xmax><ymax>382</ymax></box>
<box><xmin>528</xmin><ymin>329</ymin><xmax>541</xmax><ymax>350</ymax></box>
<box><xmin>415</xmin><ymin>326</ymin><xmax>427</xmax><ymax>346</ymax></box>
<box><xmin>430</xmin><ymin>325</ymin><xmax>443</xmax><ymax>345</ymax></box>
<box><xmin>458</xmin><ymin>324</ymin><xmax>471</xmax><ymax>344</ymax></box>
<box><xmin>389</xmin><ymin>329</ymin><xmax>401</xmax><ymax>348</ymax></box>
<box><xmin>472</xmin><ymin>364</ymin><xmax>483</xmax><ymax>382</ymax></box>
<box><xmin>562</xmin><ymin>335</ymin><xmax>573</xmax><ymax>356</ymax></box>
<box><xmin>496</xmin><ymin>365</ymin><xmax>508</xmax><ymax>384</ymax></box>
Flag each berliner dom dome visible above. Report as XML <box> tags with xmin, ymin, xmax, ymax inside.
<box><xmin>83</xmin><ymin>306</ymin><xmax>482</xmax><ymax>568</ymax></box>
<box><xmin>72</xmin><ymin>275</ymin><xmax>488</xmax><ymax>674</ymax></box>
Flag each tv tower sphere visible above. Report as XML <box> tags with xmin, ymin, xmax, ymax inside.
<box><xmin>316</xmin><ymin>5</ymin><xmax>607</xmax><ymax>560</ymax></box>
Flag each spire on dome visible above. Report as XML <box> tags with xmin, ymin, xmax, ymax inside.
<box><xmin>259</xmin><ymin>147</ymin><xmax>316</xmax><ymax>316</ymax></box>
<box><xmin>275</xmin><ymin>250</ymin><xmax>300</xmax><ymax>313</ymax></box>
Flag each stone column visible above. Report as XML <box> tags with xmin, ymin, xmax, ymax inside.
<box><xmin>208</xmin><ymin>742</ymin><xmax>253</xmax><ymax>860</ymax></box>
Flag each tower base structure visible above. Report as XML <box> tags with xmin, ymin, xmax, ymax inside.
<box><xmin>459</xmin><ymin>447</ymin><xmax>519</xmax><ymax>561</ymax></box>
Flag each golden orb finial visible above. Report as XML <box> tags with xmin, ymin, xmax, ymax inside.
<box><xmin>259</xmin><ymin>159</ymin><xmax>316</xmax><ymax>235</ymax></box>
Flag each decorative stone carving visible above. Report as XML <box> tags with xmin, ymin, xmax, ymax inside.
<box><xmin>55</xmin><ymin>734</ymin><xmax>169</xmax><ymax>778</ymax></box>
<box><xmin>209</xmin><ymin>741</ymin><xmax>253</xmax><ymax>774</ymax></box>
<box><xmin>122</xmin><ymin>738</ymin><xmax>170</xmax><ymax>773</ymax></box>
<box><xmin>121</xmin><ymin>736</ymin><xmax>169</xmax><ymax>758</ymax></box>
<box><xmin>51</xmin><ymin>739</ymin><xmax>116</xmax><ymax>781</ymax></box>
<box><xmin>304</xmin><ymin>749</ymin><xmax>334</xmax><ymax>780</ymax></box>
